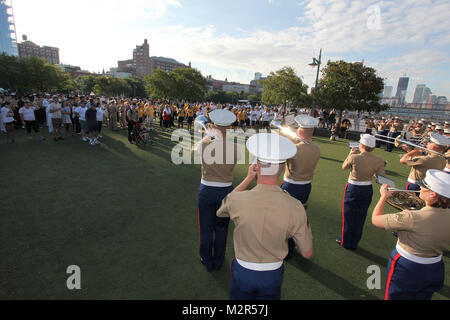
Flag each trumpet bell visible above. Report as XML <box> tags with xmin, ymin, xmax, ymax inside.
<box><xmin>194</xmin><ymin>115</ymin><xmax>210</xmax><ymax>131</ymax></box>
<box><xmin>270</xmin><ymin>119</ymin><xmax>283</xmax><ymax>129</ymax></box>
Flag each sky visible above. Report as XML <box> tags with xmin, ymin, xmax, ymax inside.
<box><xmin>12</xmin><ymin>0</ymin><xmax>450</xmax><ymax>102</ymax></box>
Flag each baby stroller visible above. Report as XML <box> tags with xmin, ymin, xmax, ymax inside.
<box><xmin>132</xmin><ymin>122</ymin><xmax>152</xmax><ymax>146</ymax></box>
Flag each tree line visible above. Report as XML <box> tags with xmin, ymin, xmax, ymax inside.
<box><xmin>0</xmin><ymin>54</ymin><xmax>388</xmax><ymax>121</ymax></box>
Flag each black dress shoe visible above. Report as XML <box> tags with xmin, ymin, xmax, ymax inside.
<box><xmin>392</xmin><ymin>232</ymin><xmax>398</xmax><ymax>238</ymax></box>
<box><xmin>336</xmin><ymin>238</ymin><xmax>342</xmax><ymax>246</ymax></box>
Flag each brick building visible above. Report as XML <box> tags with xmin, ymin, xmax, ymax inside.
<box><xmin>117</xmin><ymin>39</ymin><xmax>188</xmax><ymax>78</ymax></box>
<box><xmin>18</xmin><ymin>40</ymin><xmax>59</xmax><ymax>64</ymax></box>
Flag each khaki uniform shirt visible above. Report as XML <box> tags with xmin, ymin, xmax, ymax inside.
<box><xmin>390</xmin><ymin>122</ymin><xmax>402</xmax><ymax>132</ymax></box>
<box><xmin>343</xmin><ymin>152</ymin><xmax>386</xmax><ymax>182</ymax></box>
<box><xmin>285</xmin><ymin>142</ymin><xmax>321</xmax><ymax>182</ymax></box>
<box><xmin>217</xmin><ymin>184</ymin><xmax>313</xmax><ymax>263</ymax></box>
<box><xmin>382</xmin><ymin>206</ymin><xmax>450</xmax><ymax>258</ymax></box>
<box><xmin>194</xmin><ymin>136</ymin><xmax>239</xmax><ymax>184</ymax></box>
<box><xmin>377</xmin><ymin>121</ymin><xmax>386</xmax><ymax>131</ymax></box>
<box><xmin>406</xmin><ymin>153</ymin><xmax>446</xmax><ymax>181</ymax></box>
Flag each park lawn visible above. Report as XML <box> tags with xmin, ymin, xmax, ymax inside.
<box><xmin>0</xmin><ymin>125</ymin><xmax>449</xmax><ymax>300</ymax></box>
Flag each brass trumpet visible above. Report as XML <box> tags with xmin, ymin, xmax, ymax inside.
<box><xmin>270</xmin><ymin>119</ymin><xmax>310</xmax><ymax>144</ymax></box>
<box><xmin>194</xmin><ymin>116</ymin><xmax>216</xmax><ymax>139</ymax></box>
<box><xmin>374</xmin><ymin>134</ymin><xmax>445</xmax><ymax>157</ymax></box>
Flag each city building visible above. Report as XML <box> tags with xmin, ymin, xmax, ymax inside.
<box><xmin>383</xmin><ymin>86</ymin><xmax>393</xmax><ymax>98</ymax></box>
<box><xmin>58</xmin><ymin>64</ymin><xmax>81</xmax><ymax>73</ymax></box>
<box><xmin>133</xmin><ymin>39</ymin><xmax>151</xmax><ymax>78</ymax></box>
<box><xmin>18</xmin><ymin>39</ymin><xmax>60</xmax><ymax>64</ymax></box>
<box><xmin>0</xmin><ymin>0</ymin><xmax>18</xmax><ymax>56</ymax></box>
<box><xmin>106</xmin><ymin>67</ymin><xmax>132</xmax><ymax>79</ymax></box>
<box><xmin>250</xmin><ymin>73</ymin><xmax>267</xmax><ymax>95</ymax></box>
<box><xmin>222</xmin><ymin>83</ymin><xmax>250</xmax><ymax>94</ymax></box>
<box><xmin>395</xmin><ymin>76</ymin><xmax>409</xmax><ymax>103</ymax></box>
<box><xmin>150</xmin><ymin>56</ymin><xmax>187</xmax><ymax>73</ymax></box>
<box><xmin>117</xmin><ymin>39</ymin><xmax>188</xmax><ymax>78</ymax></box>
<box><xmin>412</xmin><ymin>84</ymin><xmax>432</xmax><ymax>104</ymax></box>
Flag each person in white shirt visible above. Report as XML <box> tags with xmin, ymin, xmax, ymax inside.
<box><xmin>96</xmin><ymin>103</ymin><xmax>105</xmax><ymax>138</ymax></box>
<box><xmin>49</xmin><ymin>98</ymin><xmax>63</xmax><ymax>141</ymax></box>
<box><xmin>76</xmin><ymin>102</ymin><xmax>89</xmax><ymax>142</ymax></box>
<box><xmin>262</xmin><ymin>108</ymin><xmax>271</xmax><ymax>129</ymax></box>
<box><xmin>1</xmin><ymin>101</ymin><xmax>16</xmax><ymax>143</ymax></box>
<box><xmin>43</xmin><ymin>96</ymin><xmax>52</xmax><ymax>134</ymax></box>
<box><xmin>61</xmin><ymin>101</ymin><xmax>73</xmax><ymax>138</ymax></box>
<box><xmin>19</xmin><ymin>101</ymin><xmax>45</xmax><ymax>141</ymax></box>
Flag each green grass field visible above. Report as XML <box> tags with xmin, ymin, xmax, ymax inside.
<box><xmin>1</xmin><ymin>125</ymin><xmax>449</xmax><ymax>300</ymax></box>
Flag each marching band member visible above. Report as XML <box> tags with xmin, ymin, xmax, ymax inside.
<box><xmin>193</xmin><ymin>109</ymin><xmax>239</xmax><ymax>272</ymax></box>
<box><xmin>375</xmin><ymin>118</ymin><xmax>387</xmax><ymax>148</ymax></box>
<box><xmin>337</xmin><ymin>134</ymin><xmax>386</xmax><ymax>250</ymax></box>
<box><xmin>386</xmin><ymin>117</ymin><xmax>403</xmax><ymax>152</ymax></box>
<box><xmin>372</xmin><ymin>170</ymin><xmax>450</xmax><ymax>300</ymax></box>
<box><xmin>280</xmin><ymin>115</ymin><xmax>321</xmax><ymax>258</ymax></box>
<box><xmin>400</xmin><ymin>133</ymin><xmax>448</xmax><ymax>191</ymax></box>
<box><xmin>217</xmin><ymin>133</ymin><xmax>313</xmax><ymax>300</ymax></box>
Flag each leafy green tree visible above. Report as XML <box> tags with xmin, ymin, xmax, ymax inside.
<box><xmin>145</xmin><ymin>69</ymin><xmax>176</xmax><ymax>99</ymax></box>
<box><xmin>172</xmin><ymin>67</ymin><xmax>206</xmax><ymax>101</ymax></box>
<box><xmin>76</xmin><ymin>75</ymin><xmax>97</xmax><ymax>95</ymax></box>
<box><xmin>125</xmin><ymin>77</ymin><xmax>147</xmax><ymax>98</ymax></box>
<box><xmin>315</xmin><ymin>60</ymin><xmax>388</xmax><ymax>130</ymax></box>
<box><xmin>261</xmin><ymin>66</ymin><xmax>309</xmax><ymax>108</ymax></box>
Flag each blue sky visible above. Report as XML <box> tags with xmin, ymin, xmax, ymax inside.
<box><xmin>13</xmin><ymin>0</ymin><xmax>450</xmax><ymax>102</ymax></box>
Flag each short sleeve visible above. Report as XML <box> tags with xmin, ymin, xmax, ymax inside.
<box><xmin>406</xmin><ymin>157</ymin><xmax>427</xmax><ymax>167</ymax></box>
<box><xmin>290</xmin><ymin>205</ymin><xmax>313</xmax><ymax>254</ymax></box>
<box><xmin>217</xmin><ymin>195</ymin><xmax>230</xmax><ymax>218</ymax></box>
<box><xmin>382</xmin><ymin>211</ymin><xmax>415</xmax><ymax>231</ymax></box>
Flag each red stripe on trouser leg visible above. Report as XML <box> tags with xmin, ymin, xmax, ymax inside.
<box><xmin>406</xmin><ymin>183</ymin><xmax>412</xmax><ymax>191</ymax></box>
<box><xmin>341</xmin><ymin>184</ymin><xmax>349</xmax><ymax>247</ymax></box>
<box><xmin>385</xmin><ymin>254</ymin><xmax>401</xmax><ymax>300</ymax></box>
<box><xmin>280</xmin><ymin>181</ymin><xmax>285</xmax><ymax>188</ymax></box>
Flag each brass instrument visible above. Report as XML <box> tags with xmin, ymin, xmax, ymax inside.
<box><xmin>194</xmin><ymin>116</ymin><xmax>216</xmax><ymax>139</ymax></box>
<box><xmin>270</xmin><ymin>119</ymin><xmax>311</xmax><ymax>144</ymax></box>
<box><xmin>387</xmin><ymin>191</ymin><xmax>425</xmax><ymax>211</ymax></box>
<box><xmin>374</xmin><ymin>134</ymin><xmax>445</xmax><ymax>157</ymax></box>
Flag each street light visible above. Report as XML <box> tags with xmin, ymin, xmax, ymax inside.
<box><xmin>309</xmin><ymin>49</ymin><xmax>322</xmax><ymax>118</ymax></box>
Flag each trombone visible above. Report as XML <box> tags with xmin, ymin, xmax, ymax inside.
<box><xmin>270</xmin><ymin>119</ymin><xmax>311</xmax><ymax>144</ymax></box>
<box><xmin>374</xmin><ymin>134</ymin><xmax>445</xmax><ymax>157</ymax></box>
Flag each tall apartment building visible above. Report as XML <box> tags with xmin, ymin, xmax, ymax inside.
<box><xmin>0</xmin><ymin>0</ymin><xmax>18</xmax><ymax>56</ymax></box>
<box><xmin>118</xmin><ymin>39</ymin><xmax>187</xmax><ymax>78</ymax></box>
<box><xmin>18</xmin><ymin>39</ymin><xmax>60</xmax><ymax>64</ymax></box>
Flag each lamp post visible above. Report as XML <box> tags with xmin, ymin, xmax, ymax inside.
<box><xmin>309</xmin><ymin>49</ymin><xmax>322</xmax><ymax>118</ymax></box>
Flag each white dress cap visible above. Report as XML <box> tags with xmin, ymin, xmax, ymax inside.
<box><xmin>418</xmin><ymin>170</ymin><xmax>450</xmax><ymax>199</ymax></box>
<box><xmin>246</xmin><ymin>133</ymin><xmax>297</xmax><ymax>164</ymax></box>
<box><xmin>209</xmin><ymin>109</ymin><xmax>236</xmax><ymax>127</ymax></box>
<box><xmin>430</xmin><ymin>133</ymin><xmax>450</xmax><ymax>146</ymax></box>
<box><xmin>295</xmin><ymin>115</ymin><xmax>319</xmax><ymax>129</ymax></box>
<box><xmin>444</xmin><ymin>129</ymin><xmax>450</xmax><ymax>134</ymax></box>
<box><xmin>359</xmin><ymin>134</ymin><xmax>376</xmax><ymax>148</ymax></box>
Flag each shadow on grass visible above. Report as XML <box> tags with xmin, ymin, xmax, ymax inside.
<box><xmin>354</xmin><ymin>247</ymin><xmax>389</xmax><ymax>267</ymax></box>
<box><xmin>438</xmin><ymin>285</ymin><xmax>450</xmax><ymax>299</ymax></box>
<box><xmin>288</xmin><ymin>255</ymin><xmax>380</xmax><ymax>300</ymax></box>
<box><xmin>320</xmin><ymin>156</ymin><xmax>343</xmax><ymax>164</ymax></box>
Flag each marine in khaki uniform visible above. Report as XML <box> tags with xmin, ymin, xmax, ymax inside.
<box><xmin>193</xmin><ymin>109</ymin><xmax>239</xmax><ymax>272</ymax></box>
<box><xmin>280</xmin><ymin>115</ymin><xmax>321</xmax><ymax>259</ymax></box>
<box><xmin>217</xmin><ymin>133</ymin><xmax>313</xmax><ymax>300</ymax></box>
<box><xmin>400</xmin><ymin>133</ymin><xmax>448</xmax><ymax>191</ymax></box>
<box><xmin>372</xmin><ymin>170</ymin><xmax>450</xmax><ymax>300</ymax></box>
<box><xmin>337</xmin><ymin>134</ymin><xmax>386</xmax><ymax>250</ymax></box>
<box><xmin>445</xmin><ymin>149</ymin><xmax>450</xmax><ymax>174</ymax></box>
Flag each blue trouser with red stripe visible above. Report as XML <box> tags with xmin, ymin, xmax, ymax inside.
<box><xmin>198</xmin><ymin>184</ymin><xmax>233</xmax><ymax>270</ymax></box>
<box><xmin>405</xmin><ymin>182</ymin><xmax>421</xmax><ymax>191</ymax></box>
<box><xmin>385</xmin><ymin>249</ymin><xmax>445</xmax><ymax>300</ymax></box>
<box><xmin>281</xmin><ymin>181</ymin><xmax>312</xmax><ymax>258</ymax></box>
<box><xmin>230</xmin><ymin>259</ymin><xmax>284</xmax><ymax>300</ymax></box>
<box><xmin>340</xmin><ymin>183</ymin><xmax>373</xmax><ymax>250</ymax></box>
